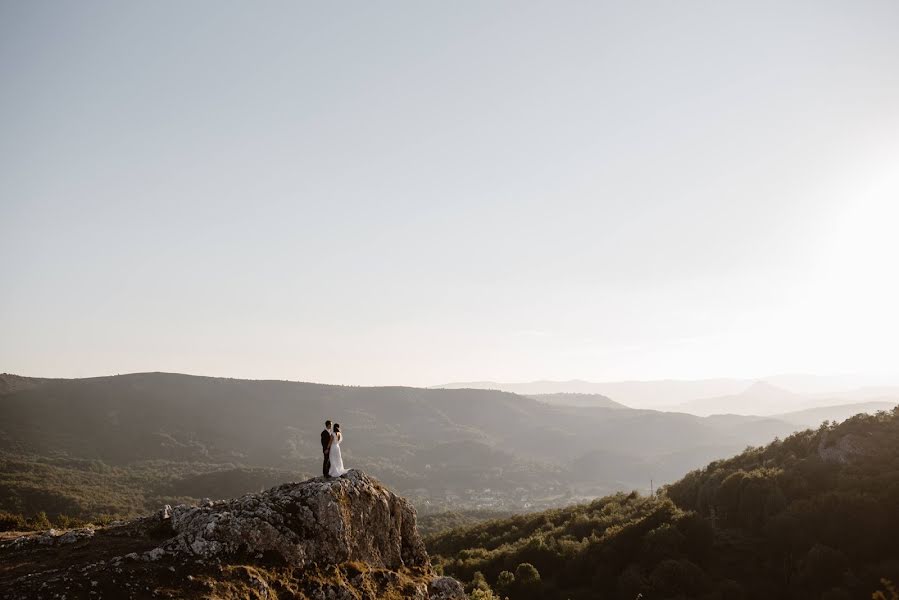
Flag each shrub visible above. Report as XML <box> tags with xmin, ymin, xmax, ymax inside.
<box><xmin>0</xmin><ymin>511</ymin><xmax>27</xmax><ymax>531</ymax></box>
<box><xmin>28</xmin><ymin>511</ymin><xmax>51</xmax><ymax>530</ymax></box>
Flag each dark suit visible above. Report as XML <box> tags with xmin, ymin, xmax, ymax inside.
<box><xmin>321</xmin><ymin>428</ymin><xmax>332</xmax><ymax>477</ymax></box>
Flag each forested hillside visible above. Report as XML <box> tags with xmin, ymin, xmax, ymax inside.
<box><xmin>0</xmin><ymin>372</ymin><xmax>813</xmax><ymax>523</ymax></box>
<box><xmin>427</xmin><ymin>407</ymin><xmax>899</xmax><ymax>600</ymax></box>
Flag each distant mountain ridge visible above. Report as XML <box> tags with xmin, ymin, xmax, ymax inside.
<box><xmin>527</xmin><ymin>393</ymin><xmax>628</xmax><ymax>409</ymax></box>
<box><xmin>671</xmin><ymin>381</ymin><xmax>806</xmax><ymax>416</ymax></box>
<box><xmin>434</xmin><ymin>378</ymin><xmax>750</xmax><ymax>407</ymax></box>
<box><xmin>0</xmin><ymin>373</ymin><xmax>55</xmax><ymax>395</ymax></box>
<box><xmin>775</xmin><ymin>400</ymin><xmax>897</xmax><ymax>428</ymax></box>
<box><xmin>436</xmin><ymin>376</ymin><xmax>899</xmax><ymax>415</ymax></box>
<box><xmin>0</xmin><ymin>372</ymin><xmax>893</xmax><ymax>523</ymax></box>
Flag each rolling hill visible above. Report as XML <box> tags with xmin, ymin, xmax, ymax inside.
<box><xmin>436</xmin><ymin>377</ymin><xmax>899</xmax><ymax>416</ymax></box>
<box><xmin>427</xmin><ymin>407</ymin><xmax>899</xmax><ymax>600</ymax></box>
<box><xmin>0</xmin><ymin>372</ymin><xmax>893</xmax><ymax>526</ymax></box>
<box><xmin>527</xmin><ymin>393</ymin><xmax>628</xmax><ymax>409</ymax></box>
<box><xmin>435</xmin><ymin>378</ymin><xmax>751</xmax><ymax>408</ymax></box>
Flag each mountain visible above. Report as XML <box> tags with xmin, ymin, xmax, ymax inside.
<box><xmin>0</xmin><ymin>470</ymin><xmax>468</xmax><ymax>600</ymax></box>
<box><xmin>427</xmin><ymin>407</ymin><xmax>899</xmax><ymax>600</ymax></box>
<box><xmin>435</xmin><ymin>377</ymin><xmax>899</xmax><ymax>415</ymax></box>
<box><xmin>763</xmin><ymin>374</ymin><xmax>899</xmax><ymax>395</ymax></box>
<box><xmin>774</xmin><ymin>400</ymin><xmax>897</xmax><ymax>428</ymax></box>
<box><xmin>0</xmin><ymin>373</ymin><xmax>54</xmax><ymax>395</ymax></box>
<box><xmin>0</xmin><ymin>372</ymin><xmax>815</xmax><ymax>522</ymax></box>
<box><xmin>671</xmin><ymin>381</ymin><xmax>807</xmax><ymax>416</ymax></box>
<box><xmin>1</xmin><ymin>372</ymin><xmax>891</xmax><ymax>526</ymax></box>
<box><xmin>526</xmin><ymin>393</ymin><xmax>628</xmax><ymax>409</ymax></box>
<box><xmin>435</xmin><ymin>378</ymin><xmax>751</xmax><ymax>408</ymax></box>
<box><xmin>671</xmin><ymin>382</ymin><xmax>899</xmax><ymax>417</ymax></box>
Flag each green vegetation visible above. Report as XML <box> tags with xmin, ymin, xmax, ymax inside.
<box><xmin>3</xmin><ymin>373</ymin><xmax>897</xmax><ymax>597</ymax></box>
<box><xmin>428</xmin><ymin>408</ymin><xmax>899</xmax><ymax>599</ymax></box>
<box><xmin>0</xmin><ymin>372</ymin><xmax>831</xmax><ymax>518</ymax></box>
<box><xmin>0</xmin><ymin>451</ymin><xmax>302</xmax><ymax>529</ymax></box>
<box><xmin>418</xmin><ymin>509</ymin><xmax>516</xmax><ymax>537</ymax></box>
<box><xmin>0</xmin><ymin>373</ymin><xmax>578</xmax><ymax>516</ymax></box>
<box><xmin>429</xmin><ymin>492</ymin><xmax>713</xmax><ymax>599</ymax></box>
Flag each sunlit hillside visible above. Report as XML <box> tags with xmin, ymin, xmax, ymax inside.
<box><xmin>427</xmin><ymin>407</ymin><xmax>899</xmax><ymax>600</ymax></box>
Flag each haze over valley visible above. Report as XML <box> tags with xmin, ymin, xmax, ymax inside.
<box><xmin>1</xmin><ymin>371</ymin><xmax>893</xmax><ymax>524</ymax></box>
<box><xmin>437</xmin><ymin>375</ymin><xmax>899</xmax><ymax>414</ymax></box>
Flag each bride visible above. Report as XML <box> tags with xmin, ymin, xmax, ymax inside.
<box><xmin>328</xmin><ymin>423</ymin><xmax>349</xmax><ymax>477</ymax></box>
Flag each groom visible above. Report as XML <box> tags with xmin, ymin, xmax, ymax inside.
<box><xmin>320</xmin><ymin>420</ymin><xmax>333</xmax><ymax>477</ymax></box>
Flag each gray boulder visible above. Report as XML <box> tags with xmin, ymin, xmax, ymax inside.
<box><xmin>429</xmin><ymin>576</ymin><xmax>469</xmax><ymax>599</ymax></box>
<box><xmin>159</xmin><ymin>469</ymin><xmax>428</xmax><ymax>569</ymax></box>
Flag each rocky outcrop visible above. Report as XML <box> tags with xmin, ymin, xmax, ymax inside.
<box><xmin>817</xmin><ymin>432</ymin><xmax>875</xmax><ymax>464</ymax></box>
<box><xmin>156</xmin><ymin>470</ymin><xmax>428</xmax><ymax>568</ymax></box>
<box><xmin>428</xmin><ymin>576</ymin><xmax>468</xmax><ymax>599</ymax></box>
<box><xmin>3</xmin><ymin>527</ymin><xmax>96</xmax><ymax>549</ymax></box>
<box><xmin>0</xmin><ymin>470</ymin><xmax>466</xmax><ymax>600</ymax></box>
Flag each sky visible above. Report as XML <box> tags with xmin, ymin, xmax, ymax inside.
<box><xmin>2</xmin><ymin>1</ymin><xmax>898</xmax><ymax>387</ymax></box>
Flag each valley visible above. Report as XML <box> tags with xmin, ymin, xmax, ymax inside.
<box><xmin>1</xmin><ymin>372</ymin><xmax>894</xmax><ymax>526</ymax></box>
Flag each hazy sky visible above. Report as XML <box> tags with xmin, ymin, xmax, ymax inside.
<box><xmin>2</xmin><ymin>2</ymin><xmax>898</xmax><ymax>387</ymax></box>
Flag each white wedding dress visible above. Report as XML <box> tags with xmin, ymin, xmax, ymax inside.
<box><xmin>328</xmin><ymin>433</ymin><xmax>349</xmax><ymax>477</ymax></box>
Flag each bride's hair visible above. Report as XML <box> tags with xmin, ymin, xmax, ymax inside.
<box><xmin>333</xmin><ymin>423</ymin><xmax>341</xmax><ymax>433</ymax></box>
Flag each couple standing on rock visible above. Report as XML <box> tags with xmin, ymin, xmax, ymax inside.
<box><xmin>321</xmin><ymin>419</ymin><xmax>350</xmax><ymax>478</ymax></box>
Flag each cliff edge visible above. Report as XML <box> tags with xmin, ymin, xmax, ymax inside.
<box><xmin>0</xmin><ymin>470</ymin><xmax>466</xmax><ymax>600</ymax></box>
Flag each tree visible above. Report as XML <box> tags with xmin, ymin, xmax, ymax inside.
<box><xmin>495</xmin><ymin>570</ymin><xmax>515</xmax><ymax>597</ymax></box>
<box><xmin>28</xmin><ymin>511</ymin><xmax>51</xmax><ymax>530</ymax></box>
<box><xmin>796</xmin><ymin>544</ymin><xmax>847</xmax><ymax>590</ymax></box>
<box><xmin>468</xmin><ymin>571</ymin><xmax>492</xmax><ymax>595</ymax></box>
<box><xmin>616</xmin><ymin>563</ymin><xmax>647</xmax><ymax>600</ymax></box>
<box><xmin>513</xmin><ymin>563</ymin><xmax>542</xmax><ymax>599</ymax></box>
<box><xmin>0</xmin><ymin>511</ymin><xmax>27</xmax><ymax>531</ymax></box>
<box><xmin>641</xmin><ymin>523</ymin><xmax>685</xmax><ymax>564</ymax></box>
<box><xmin>515</xmin><ymin>563</ymin><xmax>541</xmax><ymax>586</ymax></box>
<box><xmin>648</xmin><ymin>558</ymin><xmax>709</xmax><ymax>597</ymax></box>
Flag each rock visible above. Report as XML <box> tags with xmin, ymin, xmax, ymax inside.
<box><xmin>1</xmin><ymin>527</ymin><xmax>95</xmax><ymax>551</ymax></box>
<box><xmin>160</xmin><ymin>470</ymin><xmax>428</xmax><ymax>570</ymax></box>
<box><xmin>57</xmin><ymin>528</ymin><xmax>95</xmax><ymax>545</ymax></box>
<box><xmin>142</xmin><ymin>547</ymin><xmax>166</xmax><ymax>561</ymax></box>
<box><xmin>818</xmin><ymin>432</ymin><xmax>875</xmax><ymax>464</ymax></box>
<box><xmin>1</xmin><ymin>470</ymin><xmax>467</xmax><ymax>599</ymax></box>
<box><xmin>429</xmin><ymin>576</ymin><xmax>468</xmax><ymax>599</ymax></box>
